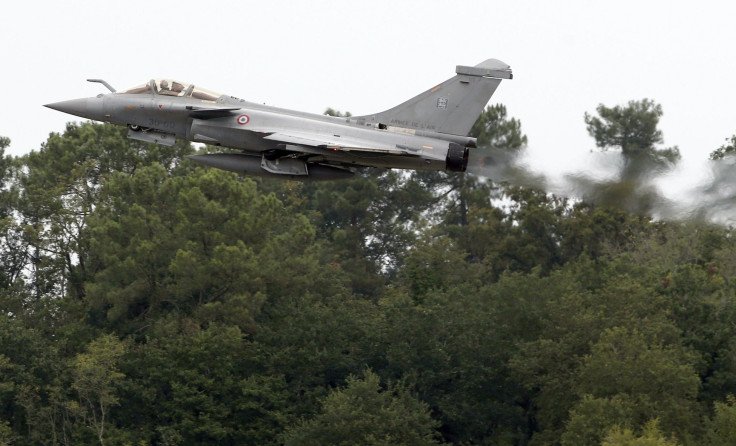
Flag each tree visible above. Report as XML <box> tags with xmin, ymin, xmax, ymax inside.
<box><xmin>324</xmin><ymin>108</ymin><xmax>352</xmax><ymax>118</ymax></box>
<box><xmin>10</xmin><ymin>122</ymin><xmax>193</xmax><ymax>317</ymax></box>
<box><xmin>568</xmin><ymin>327</ymin><xmax>699</xmax><ymax>444</ymax></box>
<box><xmin>709</xmin><ymin>134</ymin><xmax>736</xmax><ymax>160</ymax></box>
<box><xmin>581</xmin><ymin>100</ymin><xmax>680</xmax><ymax>215</ymax></box>
<box><xmin>11</xmin><ymin>98</ymin><xmax>736</xmax><ymax>445</ymax></box>
<box><xmin>0</xmin><ymin>137</ymin><xmax>10</xmax><ymax>197</ymax></box>
<box><xmin>84</xmin><ymin>164</ymin><xmax>310</xmax><ymax>334</ymax></box>
<box><xmin>118</xmin><ymin>322</ymin><xmax>292</xmax><ymax>445</ymax></box>
<box><xmin>0</xmin><ymin>419</ymin><xmax>15</xmax><ymax>446</ymax></box>
<box><xmin>0</xmin><ymin>136</ymin><xmax>24</xmax><ymax>295</ymax></box>
<box><xmin>470</xmin><ymin>104</ymin><xmax>527</xmax><ymax>150</ymax></box>
<box><xmin>585</xmin><ymin>99</ymin><xmax>661</xmax><ymax>156</ymax></box>
<box><xmin>72</xmin><ymin>334</ymin><xmax>127</xmax><ymax>446</ymax></box>
<box><xmin>282</xmin><ymin>370</ymin><xmax>441</xmax><ymax>445</ymax></box>
<box><xmin>299</xmin><ymin>172</ymin><xmax>395</xmax><ymax>294</ymax></box>
<box><xmin>399</xmin><ymin>232</ymin><xmax>481</xmax><ymax>299</ymax></box>
<box><xmin>378</xmin><ymin>283</ymin><xmax>528</xmax><ymax>444</ymax></box>
<box><xmin>703</xmin><ymin>396</ymin><xmax>736</xmax><ymax>446</ymax></box>
<box><xmin>562</xmin><ymin>395</ymin><xmax>640</xmax><ymax>446</ymax></box>
<box><xmin>603</xmin><ymin>420</ymin><xmax>680</xmax><ymax>446</ymax></box>
<box><xmin>254</xmin><ymin>290</ymin><xmax>384</xmax><ymax>423</ymax></box>
<box><xmin>409</xmin><ymin>103</ymin><xmax>528</xmax><ymax>230</ymax></box>
<box><xmin>584</xmin><ymin>99</ymin><xmax>680</xmax><ymax>175</ymax></box>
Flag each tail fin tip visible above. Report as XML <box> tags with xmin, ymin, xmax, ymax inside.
<box><xmin>456</xmin><ymin>59</ymin><xmax>513</xmax><ymax>79</ymax></box>
<box><xmin>476</xmin><ymin>58</ymin><xmax>509</xmax><ymax>69</ymax></box>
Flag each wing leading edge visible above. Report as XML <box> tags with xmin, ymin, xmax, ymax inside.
<box><xmin>262</xmin><ymin>132</ymin><xmax>418</xmax><ymax>156</ymax></box>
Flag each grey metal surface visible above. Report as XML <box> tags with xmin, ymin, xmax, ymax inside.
<box><xmin>45</xmin><ymin>61</ymin><xmax>512</xmax><ymax>180</ymax></box>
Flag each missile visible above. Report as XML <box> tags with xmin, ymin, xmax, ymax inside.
<box><xmin>187</xmin><ymin>153</ymin><xmax>354</xmax><ymax>181</ymax></box>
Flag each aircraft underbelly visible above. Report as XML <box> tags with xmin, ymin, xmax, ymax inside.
<box><xmin>311</xmin><ymin>150</ymin><xmax>445</xmax><ymax>171</ymax></box>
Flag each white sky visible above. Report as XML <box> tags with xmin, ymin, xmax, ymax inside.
<box><xmin>3</xmin><ymin>0</ymin><xmax>736</xmax><ymax>181</ymax></box>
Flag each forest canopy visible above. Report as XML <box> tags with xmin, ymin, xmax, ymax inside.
<box><xmin>1</xmin><ymin>103</ymin><xmax>736</xmax><ymax>445</ymax></box>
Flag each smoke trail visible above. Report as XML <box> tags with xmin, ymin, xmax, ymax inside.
<box><xmin>562</xmin><ymin>151</ymin><xmax>678</xmax><ymax>218</ymax></box>
<box><xmin>686</xmin><ymin>157</ymin><xmax>736</xmax><ymax>225</ymax></box>
<box><xmin>466</xmin><ymin>147</ymin><xmax>547</xmax><ymax>191</ymax></box>
<box><xmin>467</xmin><ymin>146</ymin><xmax>736</xmax><ymax>225</ymax></box>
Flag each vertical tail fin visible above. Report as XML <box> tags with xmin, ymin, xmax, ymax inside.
<box><xmin>356</xmin><ymin>59</ymin><xmax>512</xmax><ymax>137</ymax></box>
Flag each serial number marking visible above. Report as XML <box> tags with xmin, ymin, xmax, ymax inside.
<box><xmin>147</xmin><ymin>119</ymin><xmax>176</xmax><ymax>129</ymax></box>
<box><xmin>389</xmin><ymin>118</ymin><xmax>436</xmax><ymax>131</ymax></box>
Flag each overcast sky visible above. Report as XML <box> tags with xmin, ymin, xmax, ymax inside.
<box><xmin>3</xmin><ymin>1</ymin><xmax>736</xmax><ymax>184</ymax></box>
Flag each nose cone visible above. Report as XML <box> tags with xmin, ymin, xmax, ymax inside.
<box><xmin>45</xmin><ymin>97</ymin><xmax>104</xmax><ymax>121</ymax></box>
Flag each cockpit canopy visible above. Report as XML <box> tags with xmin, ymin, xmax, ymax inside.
<box><xmin>118</xmin><ymin>79</ymin><xmax>222</xmax><ymax>101</ymax></box>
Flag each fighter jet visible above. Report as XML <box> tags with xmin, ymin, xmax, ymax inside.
<box><xmin>45</xmin><ymin>59</ymin><xmax>512</xmax><ymax>181</ymax></box>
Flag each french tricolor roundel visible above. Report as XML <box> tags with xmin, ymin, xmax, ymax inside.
<box><xmin>237</xmin><ymin>114</ymin><xmax>250</xmax><ymax>125</ymax></box>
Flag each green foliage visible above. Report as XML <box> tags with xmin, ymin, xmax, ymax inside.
<box><xmin>703</xmin><ymin>396</ymin><xmax>736</xmax><ymax>445</ymax></box>
<box><xmin>0</xmin><ymin>419</ymin><xmax>15</xmax><ymax>446</ymax></box>
<box><xmin>324</xmin><ymin>108</ymin><xmax>352</xmax><ymax>117</ymax></box>
<box><xmin>584</xmin><ymin>99</ymin><xmax>680</xmax><ymax>179</ymax></box>
<box><xmin>119</xmin><ymin>322</ymin><xmax>291</xmax><ymax>445</ymax></box>
<box><xmin>709</xmin><ymin>134</ymin><xmax>736</xmax><ymax>160</ymax></box>
<box><xmin>584</xmin><ymin>99</ymin><xmax>664</xmax><ymax>156</ymax></box>
<box><xmin>404</xmin><ymin>103</ymin><xmax>529</xmax><ymax>233</ymax></box>
<box><xmin>562</xmin><ymin>395</ymin><xmax>639</xmax><ymax>446</ymax></box>
<box><xmin>3</xmin><ymin>99</ymin><xmax>736</xmax><ymax>445</ymax></box>
<box><xmin>470</xmin><ymin>104</ymin><xmax>527</xmax><ymax>150</ymax></box>
<box><xmin>282</xmin><ymin>369</ymin><xmax>441</xmax><ymax>445</ymax></box>
<box><xmin>573</xmin><ymin>327</ymin><xmax>700</xmax><ymax>442</ymax></box>
<box><xmin>254</xmin><ymin>290</ymin><xmax>384</xmax><ymax>419</ymax></box>
<box><xmin>379</xmin><ymin>285</ymin><xmax>527</xmax><ymax>444</ymax></box>
<box><xmin>72</xmin><ymin>334</ymin><xmax>127</xmax><ymax>445</ymax></box>
<box><xmin>83</xmin><ymin>163</ymin><xmax>347</xmax><ymax>335</ymax></box>
<box><xmin>299</xmin><ymin>171</ymin><xmax>394</xmax><ymax>294</ymax></box>
<box><xmin>603</xmin><ymin>419</ymin><xmax>681</xmax><ymax>446</ymax></box>
<box><xmin>0</xmin><ymin>139</ymin><xmax>21</xmax><ymax>294</ymax></box>
<box><xmin>400</xmin><ymin>233</ymin><xmax>480</xmax><ymax>298</ymax></box>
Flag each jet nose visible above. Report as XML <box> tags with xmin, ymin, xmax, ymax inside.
<box><xmin>44</xmin><ymin>98</ymin><xmax>88</xmax><ymax>117</ymax></box>
<box><xmin>44</xmin><ymin>97</ymin><xmax>104</xmax><ymax>121</ymax></box>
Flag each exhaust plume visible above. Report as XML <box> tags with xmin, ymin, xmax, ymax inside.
<box><xmin>467</xmin><ymin>146</ymin><xmax>736</xmax><ymax>226</ymax></box>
